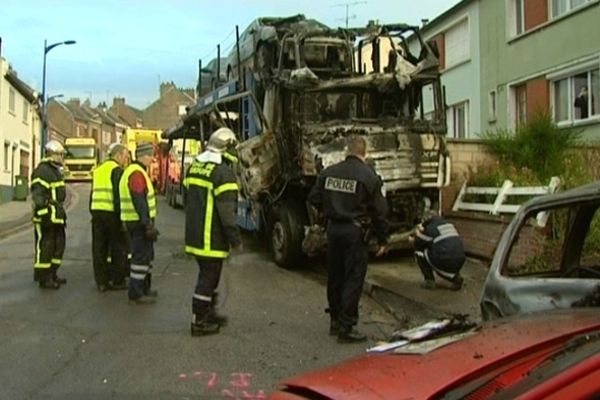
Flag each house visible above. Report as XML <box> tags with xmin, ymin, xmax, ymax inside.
<box><xmin>142</xmin><ymin>82</ymin><xmax>195</xmax><ymax>131</ymax></box>
<box><xmin>0</xmin><ymin>55</ymin><xmax>41</xmax><ymax>203</ymax></box>
<box><xmin>480</xmin><ymin>0</ymin><xmax>600</xmax><ymax>139</ymax></box>
<box><xmin>109</xmin><ymin>97</ymin><xmax>143</xmax><ymax>128</ymax></box>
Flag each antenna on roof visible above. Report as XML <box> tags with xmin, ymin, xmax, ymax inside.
<box><xmin>332</xmin><ymin>1</ymin><xmax>367</xmax><ymax>28</ymax></box>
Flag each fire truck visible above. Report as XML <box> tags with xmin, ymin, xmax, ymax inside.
<box><xmin>164</xmin><ymin>17</ymin><xmax>450</xmax><ymax>268</ymax></box>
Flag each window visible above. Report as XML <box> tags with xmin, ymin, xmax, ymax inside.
<box><xmin>444</xmin><ymin>19</ymin><xmax>469</xmax><ymax>68</ymax></box>
<box><xmin>551</xmin><ymin>0</ymin><xmax>592</xmax><ymax>18</ymax></box>
<box><xmin>178</xmin><ymin>105</ymin><xmax>187</xmax><ymax>116</ymax></box>
<box><xmin>3</xmin><ymin>142</ymin><xmax>10</xmax><ymax>170</ymax></box>
<box><xmin>515</xmin><ymin>84</ymin><xmax>527</xmax><ymax>128</ymax></box>
<box><xmin>22</xmin><ymin>99</ymin><xmax>29</xmax><ymax>123</ymax></box>
<box><xmin>552</xmin><ymin>66</ymin><xmax>599</xmax><ymax>123</ymax></box>
<box><xmin>488</xmin><ymin>90</ymin><xmax>497</xmax><ymax>122</ymax></box>
<box><xmin>9</xmin><ymin>88</ymin><xmax>16</xmax><ymax>114</ymax></box>
<box><xmin>515</xmin><ymin>0</ymin><xmax>525</xmax><ymax>35</ymax></box>
<box><xmin>447</xmin><ymin>101</ymin><xmax>469</xmax><ymax>139</ymax></box>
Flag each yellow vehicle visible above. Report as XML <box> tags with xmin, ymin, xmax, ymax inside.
<box><xmin>122</xmin><ymin>128</ymin><xmax>162</xmax><ymax>159</ymax></box>
<box><xmin>63</xmin><ymin>137</ymin><xmax>98</xmax><ymax>181</ymax></box>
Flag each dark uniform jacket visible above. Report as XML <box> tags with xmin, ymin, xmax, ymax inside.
<box><xmin>184</xmin><ymin>153</ymin><xmax>242</xmax><ymax>259</ymax></box>
<box><xmin>308</xmin><ymin>155</ymin><xmax>388</xmax><ymax>244</ymax></box>
<box><xmin>31</xmin><ymin>159</ymin><xmax>66</xmax><ymax>225</ymax></box>
<box><xmin>415</xmin><ymin>216</ymin><xmax>465</xmax><ymax>270</ymax></box>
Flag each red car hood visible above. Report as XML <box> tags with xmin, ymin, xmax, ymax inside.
<box><xmin>271</xmin><ymin>309</ymin><xmax>600</xmax><ymax>400</ymax></box>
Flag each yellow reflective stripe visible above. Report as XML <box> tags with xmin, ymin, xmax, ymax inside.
<box><xmin>31</xmin><ymin>178</ymin><xmax>50</xmax><ymax>188</ymax></box>
<box><xmin>223</xmin><ymin>152</ymin><xmax>238</xmax><ymax>163</ymax></box>
<box><xmin>34</xmin><ymin>223</ymin><xmax>51</xmax><ymax>268</ymax></box>
<box><xmin>185</xmin><ymin>177</ymin><xmax>213</xmax><ymax>189</ymax></box>
<box><xmin>185</xmin><ymin>245</ymin><xmax>228</xmax><ymax>259</ymax></box>
<box><xmin>50</xmin><ymin>205</ymin><xmax>65</xmax><ymax>224</ymax></box>
<box><xmin>36</xmin><ymin>207</ymin><xmax>49</xmax><ymax>216</ymax></box>
<box><xmin>50</xmin><ymin>181</ymin><xmax>65</xmax><ymax>188</ymax></box>
<box><xmin>214</xmin><ymin>182</ymin><xmax>238</xmax><ymax>196</ymax></box>
<box><xmin>51</xmin><ymin>258</ymin><xmax>61</xmax><ymax>264</ymax></box>
<box><xmin>204</xmin><ymin>186</ymin><xmax>214</xmax><ymax>251</ymax></box>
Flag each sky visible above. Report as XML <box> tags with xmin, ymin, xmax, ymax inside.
<box><xmin>1</xmin><ymin>0</ymin><xmax>460</xmax><ymax>110</ymax></box>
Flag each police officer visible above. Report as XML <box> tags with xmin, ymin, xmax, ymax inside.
<box><xmin>184</xmin><ymin>128</ymin><xmax>242</xmax><ymax>336</ymax></box>
<box><xmin>31</xmin><ymin>140</ymin><xmax>68</xmax><ymax>289</ymax></box>
<box><xmin>119</xmin><ymin>142</ymin><xmax>159</xmax><ymax>304</ymax></box>
<box><xmin>412</xmin><ymin>210</ymin><xmax>465</xmax><ymax>291</ymax></box>
<box><xmin>90</xmin><ymin>143</ymin><xmax>130</xmax><ymax>292</ymax></box>
<box><xmin>308</xmin><ymin>135</ymin><xmax>388</xmax><ymax>343</ymax></box>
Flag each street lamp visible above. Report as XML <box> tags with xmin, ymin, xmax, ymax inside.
<box><xmin>41</xmin><ymin>39</ymin><xmax>76</xmax><ymax>157</ymax></box>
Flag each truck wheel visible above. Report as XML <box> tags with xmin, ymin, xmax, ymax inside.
<box><xmin>269</xmin><ymin>201</ymin><xmax>307</xmax><ymax>269</ymax></box>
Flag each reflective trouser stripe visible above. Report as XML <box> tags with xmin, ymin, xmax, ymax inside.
<box><xmin>193</xmin><ymin>294</ymin><xmax>212</xmax><ymax>302</ymax></box>
<box><xmin>34</xmin><ymin>223</ymin><xmax>51</xmax><ymax>268</ymax></box>
<box><xmin>51</xmin><ymin>258</ymin><xmax>61</xmax><ymax>264</ymax></box>
<box><xmin>130</xmin><ymin>264</ymin><xmax>149</xmax><ymax>280</ymax></box>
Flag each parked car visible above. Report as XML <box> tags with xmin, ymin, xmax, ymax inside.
<box><xmin>480</xmin><ymin>180</ymin><xmax>600</xmax><ymax>320</ymax></box>
<box><xmin>269</xmin><ymin>308</ymin><xmax>600</xmax><ymax>399</ymax></box>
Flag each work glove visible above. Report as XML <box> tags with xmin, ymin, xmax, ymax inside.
<box><xmin>144</xmin><ymin>223</ymin><xmax>160</xmax><ymax>241</ymax></box>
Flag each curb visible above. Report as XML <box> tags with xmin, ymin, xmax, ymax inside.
<box><xmin>0</xmin><ymin>185</ymin><xmax>78</xmax><ymax>240</ymax></box>
<box><xmin>364</xmin><ymin>278</ymin><xmax>451</xmax><ymax>323</ymax></box>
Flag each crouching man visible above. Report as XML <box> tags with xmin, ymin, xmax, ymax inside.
<box><xmin>412</xmin><ymin>211</ymin><xmax>465</xmax><ymax>290</ymax></box>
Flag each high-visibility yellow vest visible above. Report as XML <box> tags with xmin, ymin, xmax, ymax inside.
<box><xmin>119</xmin><ymin>163</ymin><xmax>157</xmax><ymax>222</ymax></box>
<box><xmin>91</xmin><ymin>160</ymin><xmax>119</xmax><ymax>212</ymax></box>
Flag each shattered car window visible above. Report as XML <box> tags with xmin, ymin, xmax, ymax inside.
<box><xmin>503</xmin><ymin>201</ymin><xmax>600</xmax><ymax>277</ymax></box>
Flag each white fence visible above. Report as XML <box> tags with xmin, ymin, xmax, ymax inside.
<box><xmin>452</xmin><ymin>176</ymin><xmax>561</xmax><ymax>215</ymax></box>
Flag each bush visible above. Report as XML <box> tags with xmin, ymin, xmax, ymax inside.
<box><xmin>481</xmin><ymin>111</ymin><xmax>581</xmax><ymax>183</ymax></box>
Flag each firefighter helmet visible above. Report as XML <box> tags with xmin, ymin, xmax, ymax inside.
<box><xmin>206</xmin><ymin>128</ymin><xmax>238</xmax><ymax>153</ymax></box>
<box><xmin>45</xmin><ymin>140</ymin><xmax>65</xmax><ymax>155</ymax></box>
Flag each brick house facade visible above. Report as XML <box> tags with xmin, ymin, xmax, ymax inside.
<box><xmin>142</xmin><ymin>82</ymin><xmax>195</xmax><ymax>131</ymax></box>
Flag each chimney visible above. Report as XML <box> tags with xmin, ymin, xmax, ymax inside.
<box><xmin>68</xmin><ymin>98</ymin><xmax>81</xmax><ymax>108</ymax></box>
<box><xmin>421</xmin><ymin>19</ymin><xmax>429</xmax><ymax>27</ymax></box>
<box><xmin>112</xmin><ymin>97</ymin><xmax>125</xmax><ymax>106</ymax></box>
<box><xmin>160</xmin><ymin>82</ymin><xmax>175</xmax><ymax>98</ymax></box>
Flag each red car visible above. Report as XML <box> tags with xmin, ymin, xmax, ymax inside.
<box><xmin>269</xmin><ymin>309</ymin><xmax>600</xmax><ymax>399</ymax></box>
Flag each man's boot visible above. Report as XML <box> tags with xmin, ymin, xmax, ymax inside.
<box><xmin>450</xmin><ymin>274</ymin><xmax>464</xmax><ymax>291</ymax></box>
<box><xmin>337</xmin><ymin>325</ymin><xmax>367</xmax><ymax>343</ymax></box>
<box><xmin>191</xmin><ymin>313</ymin><xmax>220</xmax><ymax>336</ymax></box>
<box><xmin>329</xmin><ymin>317</ymin><xmax>340</xmax><ymax>336</ymax></box>
<box><xmin>208</xmin><ymin>292</ymin><xmax>228</xmax><ymax>325</ymax></box>
<box><xmin>51</xmin><ymin>264</ymin><xmax>67</xmax><ymax>285</ymax></box>
<box><xmin>39</xmin><ymin>276</ymin><xmax>60</xmax><ymax>290</ymax></box>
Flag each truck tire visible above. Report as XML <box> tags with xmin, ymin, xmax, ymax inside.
<box><xmin>268</xmin><ymin>201</ymin><xmax>307</xmax><ymax>269</ymax></box>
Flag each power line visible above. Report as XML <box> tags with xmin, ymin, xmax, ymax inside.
<box><xmin>332</xmin><ymin>1</ymin><xmax>367</xmax><ymax>28</ymax></box>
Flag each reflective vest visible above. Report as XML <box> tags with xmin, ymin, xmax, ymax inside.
<box><xmin>31</xmin><ymin>158</ymin><xmax>66</xmax><ymax>225</ymax></box>
<box><xmin>184</xmin><ymin>160</ymin><xmax>239</xmax><ymax>259</ymax></box>
<box><xmin>90</xmin><ymin>159</ymin><xmax>119</xmax><ymax>212</ymax></box>
<box><xmin>119</xmin><ymin>163</ymin><xmax>157</xmax><ymax>222</ymax></box>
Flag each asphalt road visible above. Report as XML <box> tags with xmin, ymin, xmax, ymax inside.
<box><xmin>0</xmin><ymin>183</ymin><xmax>396</xmax><ymax>399</ymax></box>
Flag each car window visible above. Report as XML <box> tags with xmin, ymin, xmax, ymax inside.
<box><xmin>503</xmin><ymin>205</ymin><xmax>570</xmax><ymax>276</ymax></box>
<box><xmin>503</xmin><ymin>201</ymin><xmax>600</xmax><ymax>277</ymax></box>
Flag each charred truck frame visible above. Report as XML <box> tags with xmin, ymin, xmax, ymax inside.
<box><xmin>164</xmin><ymin>16</ymin><xmax>450</xmax><ymax>268</ymax></box>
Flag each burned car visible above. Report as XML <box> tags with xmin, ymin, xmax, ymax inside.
<box><xmin>481</xmin><ymin>181</ymin><xmax>600</xmax><ymax>320</ymax></box>
<box><xmin>269</xmin><ymin>309</ymin><xmax>600</xmax><ymax>399</ymax></box>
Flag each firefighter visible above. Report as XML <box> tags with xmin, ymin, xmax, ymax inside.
<box><xmin>411</xmin><ymin>210</ymin><xmax>465</xmax><ymax>291</ymax></box>
<box><xmin>119</xmin><ymin>142</ymin><xmax>159</xmax><ymax>304</ymax></box>
<box><xmin>308</xmin><ymin>135</ymin><xmax>388</xmax><ymax>343</ymax></box>
<box><xmin>90</xmin><ymin>143</ymin><xmax>130</xmax><ymax>292</ymax></box>
<box><xmin>31</xmin><ymin>140</ymin><xmax>68</xmax><ymax>289</ymax></box>
<box><xmin>184</xmin><ymin>127</ymin><xmax>242</xmax><ymax>336</ymax></box>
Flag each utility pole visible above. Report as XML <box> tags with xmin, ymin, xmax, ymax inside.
<box><xmin>332</xmin><ymin>1</ymin><xmax>367</xmax><ymax>28</ymax></box>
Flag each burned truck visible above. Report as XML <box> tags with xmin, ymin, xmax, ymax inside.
<box><xmin>164</xmin><ymin>18</ymin><xmax>450</xmax><ymax>268</ymax></box>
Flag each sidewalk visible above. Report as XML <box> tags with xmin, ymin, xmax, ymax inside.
<box><xmin>0</xmin><ymin>186</ymin><xmax>75</xmax><ymax>239</ymax></box>
<box><xmin>364</xmin><ymin>255</ymin><xmax>489</xmax><ymax>328</ymax></box>
<box><xmin>0</xmin><ymin>198</ymin><xmax>33</xmax><ymax>239</ymax></box>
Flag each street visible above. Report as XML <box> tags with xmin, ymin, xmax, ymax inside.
<box><xmin>0</xmin><ymin>183</ymin><xmax>396</xmax><ymax>399</ymax></box>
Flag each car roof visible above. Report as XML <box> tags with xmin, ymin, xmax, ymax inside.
<box><xmin>276</xmin><ymin>309</ymin><xmax>600</xmax><ymax>399</ymax></box>
<box><xmin>520</xmin><ymin>180</ymin><xmax>600</xmax><ymax>213</ymax></box>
